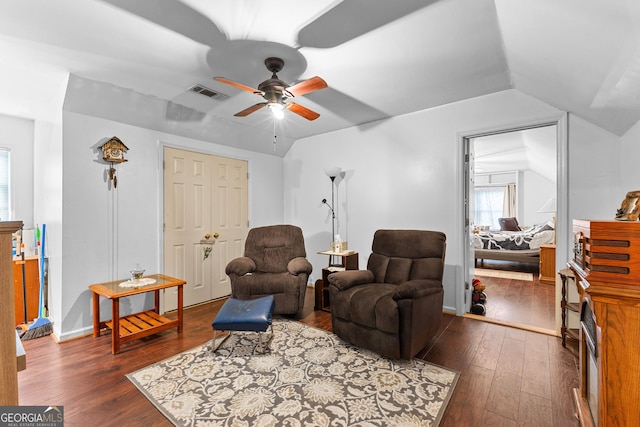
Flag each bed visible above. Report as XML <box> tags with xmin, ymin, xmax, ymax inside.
<box><xmin>474</xmin><ymin>222</ymin><xmax>555</xmax><ymax>265</ymax></box>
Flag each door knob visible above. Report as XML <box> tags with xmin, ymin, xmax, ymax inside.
<box><xmin>213</xmin><ymin>232</ymin><xmax>220</xmax><ymax>239</ymax></box>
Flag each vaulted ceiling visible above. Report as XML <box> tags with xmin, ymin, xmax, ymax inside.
<box><xmin>0</xmin><ymin>0</ymin><xmax>638</xmax><ymax>156</ymax></box>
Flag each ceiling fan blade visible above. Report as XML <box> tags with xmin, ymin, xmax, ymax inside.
<box><xmin>234</xmin><ymin>103</ymin><xmax>267</xmax><ymax>117</ymax></box>
<box><xmin>286</xmin><ymin>76</ymin><xmax>328</xmax><ymax>97</ymax></box>
<box><xmin>214</xmin><ymin>77</ymin><xmax>263</xmax><ymax>95</ymax></box>
<box><xmin>286</xmin><ymin>102</ymin><xmax>321</xmax><ymax>121</ymax></box>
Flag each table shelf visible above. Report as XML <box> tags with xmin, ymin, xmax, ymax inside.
<box><xmin>559</xmin><ymin>268</ymin><xmax>579</xmax><ymax>347</ymax></box>
<box><xmin>105</xmin><ymin>310</ymin><xmax>175</xmax><ymax>339</ymax></box>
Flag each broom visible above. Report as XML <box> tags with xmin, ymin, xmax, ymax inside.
<box><xmin>21</xmin><ymin>223</ymin><xmax>52</xmax><ymax>340</ymax></box>
<box><xmin>16</xmin><ymin>229</ymin><xmax>30</xmax><ymax>336</ymax></box>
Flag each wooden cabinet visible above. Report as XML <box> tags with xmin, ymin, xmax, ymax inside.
<box><xmin>0</xmin><ymin>221</ymin><xmax>23</xmax><ymax>405</ymax></box>
<box><xmin>539</xmin><ymin>244</ymin><xmax>556</xmax><ymax>283</ymax></box>
<box><xmin>570</xmin><ymin>219</ymin><xmax>640</xmax><ymax>427</ymax></box>
<box><xmin>13</xmin><ymin>256</ymin><xmax>40</xmax><ymax>325</ymax></box>
<box><xmin>315</xmin><ymin>251</ymin><xmax>358</xmax><ymax>312</ymax></box>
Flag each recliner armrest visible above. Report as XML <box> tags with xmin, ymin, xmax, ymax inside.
<box><xmin>225</xmin><ymin>257</ymin><xmax>256</xmax><ymax>276</ymax></box>
<box><xmin>393</xmin><ymin>279</ymin><xmax>443</xmax><ymax>300</ymax></box>
<box><xmin>327</xmin><ymin>270</ymin><xmax>375</xmax><ymax>290</ymax></box>
<box><xmin>288</xmin><ymin>257</ymin><xmax>313</xmax><ymax>275</ymax></box>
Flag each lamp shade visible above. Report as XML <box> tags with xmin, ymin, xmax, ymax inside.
<box><xmin>538</xmin><ymin>197</ymin><xmax>557</xmax><ymax>213</ymax></box>
<box><xmin>324</xmin><ymin>166</ymin><xmax>342</xmax><ymax>178</ymax></box>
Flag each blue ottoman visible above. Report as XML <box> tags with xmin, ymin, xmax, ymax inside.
<box><xmin>212</xmin><ymin>296</ymin><xmax>275</xmax><ymax>353</ymax></box>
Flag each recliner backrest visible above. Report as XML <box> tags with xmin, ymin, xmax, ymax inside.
<box><xmin>367</xmin><ymin>229</ymin><xmax>446</xmax><ymax>284</ymax></box>
<box><xmin>244</xmin><ymin>225</ymin><xmax>307</xmax><ymax>273</ymax></box>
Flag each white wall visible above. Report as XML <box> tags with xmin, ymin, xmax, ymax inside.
<box><xmin>566</xmin><ymin>114</ymin><xmax>622</xmax><ymax>225</ymax></box>
<box><xmin>619</xmin><ymin>119</ymin><xmax>640</xmax><ymax>199</ymax></box>
<box><xmin>520</xmin><ymin>169</ymin><xmax>555</xmax><ymax>226</ymax></box>
<box><xmin>284</xmin><ymin>89</ymin><xmax>622</xmax><ymax>313</ymax></box>
<box><xmin>56</xmin><ymin>112</ymin><xmax>284</xmax><ymax>340</ymax></box>
<box><xmin>33</xmin><ymin>75</ymin><xmax>67</xmax><ymax>339</ymax></box>
<box><xmin>0</xmin><ymin>114</ymin><xmax>34</xmax><ymax>225</ymax></box>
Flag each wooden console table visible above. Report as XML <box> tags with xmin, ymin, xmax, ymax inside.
<box><xmin>89</xmin><ymin>274</ymin><xmax>185</xmax><ymax>354</ymax></box>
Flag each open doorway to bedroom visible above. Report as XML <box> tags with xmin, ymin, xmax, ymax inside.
<box><xmin>466</xmin><ymin>124</ymin><xmax>557</xmax><ymax>332</ymax></box>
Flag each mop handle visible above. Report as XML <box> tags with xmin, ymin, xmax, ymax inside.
<box><xmin>38</xmin><ymin>224</ymin><xmax>46</xmax><ymax>318</ymax></box>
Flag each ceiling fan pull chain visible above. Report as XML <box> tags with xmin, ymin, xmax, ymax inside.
<box><xmin>273</xmin><ymin>119</ymin><xmax>277</xmax><ymax>151</ymax></box>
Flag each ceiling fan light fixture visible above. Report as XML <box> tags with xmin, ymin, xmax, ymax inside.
<box><xmin>215</xmin><ymin>57</ymin><xmax>326</xmax><ymax>121</ymax></box>
<box><xmin>268</xmin><ymin>102</ymin><xmax>285</xmax><ymax>119</ymax></box>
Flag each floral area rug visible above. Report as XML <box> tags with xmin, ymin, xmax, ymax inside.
<box><xmin>126</xmin><ymin>318</ymin><xmax>459</xmax><ymax>426</ymax></box>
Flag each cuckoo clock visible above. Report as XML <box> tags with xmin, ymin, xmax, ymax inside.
<box><xmin>99</xmin><ymin>136</ymin><xmax>128</xmax><ymax>188</ymax></box>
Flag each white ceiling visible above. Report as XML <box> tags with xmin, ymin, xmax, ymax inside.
<box><xmin>474</xmin><ymin>125</ymin><xmax>557</xmax><ymax>182</ymax></box>
<box><xmin>0</xmin><ymin>0</ymin><xmax>638</xmax><ymax>156</ymax></box>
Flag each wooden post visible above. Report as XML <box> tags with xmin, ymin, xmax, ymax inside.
<box><xmin>0</xmin><ymin>221</ymin><xmax>23</xmax><ymax>405</ymax></box>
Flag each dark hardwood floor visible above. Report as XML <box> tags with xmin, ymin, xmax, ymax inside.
<box><xmin>17</xmin><ymin>290</ymin><xmax>579</xmax><ymax>426</ymax></box>
<box><xmin>474</xmin><ymin>260</ymin><xmax>555</xmax><ymax>331</ymax></box>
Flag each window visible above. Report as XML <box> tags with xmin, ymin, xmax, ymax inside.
<box><xmin>0</xmin><ymin>148</ymin><xmax>10</xmax><ymax>221</ymax></box>
<box><xmin>474</xmin><ymin>185</ymin><xmax>506</xmax><ymax>230</ymax></box>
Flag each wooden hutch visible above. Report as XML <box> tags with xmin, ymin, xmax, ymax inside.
<box><xmin>1</xmin><ymin>221</ymin><xmax>23</xmax><ymax>405</ymax></box>
<box><xmin>569</xmin><ymin>219</ymin><xmax>640</xmax><ymax>426</ymax></box>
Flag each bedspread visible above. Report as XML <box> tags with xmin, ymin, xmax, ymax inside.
<box><xmin>474</xmin><ymin>222</ymin><xmax>554</xmax><ymax>251</ymax></box>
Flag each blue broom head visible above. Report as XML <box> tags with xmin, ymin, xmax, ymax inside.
<box><xmin>21</xmin><ymin>317</ymin><xmax>53</xmax><ymax>340</ymax></box>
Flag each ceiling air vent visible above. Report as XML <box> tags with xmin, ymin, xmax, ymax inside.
<box><xmin>188</xmin><ymin>84</ymin><xmax>229</xmax><ymax>100</ymax></box>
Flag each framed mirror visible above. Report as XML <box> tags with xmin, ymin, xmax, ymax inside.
<box><xmin>615</xmin><ymin>190</ymin><xmax>640</xmax><ymax>220</ymax></box>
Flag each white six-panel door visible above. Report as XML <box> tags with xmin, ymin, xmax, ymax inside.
<box><xmin>163</xmin><ymin>147</ymin><xmax>248</xmax><ymax>311</ymax></box>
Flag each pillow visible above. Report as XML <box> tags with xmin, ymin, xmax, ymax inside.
<box><xmin>498</xmin><ymin>217</ymin><xmax>521</xmax><ymax>231</ymax></box>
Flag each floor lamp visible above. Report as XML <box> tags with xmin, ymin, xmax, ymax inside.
<box><xmin>323</xmin><ymin>166</ymin><xmax>342</xmax><ymax>264</ymax></box>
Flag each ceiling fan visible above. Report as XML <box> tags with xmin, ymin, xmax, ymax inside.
<box><xmin>215</xmin><ymin>57</ymin><xmax>327</xmax><ymax>121</ymax></box>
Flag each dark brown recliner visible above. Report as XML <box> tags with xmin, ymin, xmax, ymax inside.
<box><xmin>328</xmin><ymin>229</ymin><xmax>446</xmax><ymax>359</ymax></box>
<box><xmin>225</xmin><ymin>225</ymin><xmax>312</xmax><ymax>316</ymax></box>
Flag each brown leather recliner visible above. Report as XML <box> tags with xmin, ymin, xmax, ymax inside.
<box><xmin>225</xmin><ymin>225</ymin><xmax>312</xmax><ymax>316</ymax></box>
<box><xmin>328</xmin><ymin>229</ymin><xmax>446</xmax><ymax>359</ymax></box>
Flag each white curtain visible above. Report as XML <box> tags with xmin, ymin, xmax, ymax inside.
<box><xmin>474</xmin><ymin>186</ymin><xmax>506</xmax><ymax>230</ymax></box>
<box><xmin>503</xmin><ymin>183</ymin><xmax>516</xmax><ymax>218</ymax></box>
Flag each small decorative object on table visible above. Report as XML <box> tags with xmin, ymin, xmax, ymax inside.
<box><xmin>615</xmin><ymin>190</ymin><xmax>640</xmax><ymax>221</ymax></box>
<box><xmin>119</xmin><ymin>264</ymin><xmax>155</xmax><ymax>288</ymax></box>
<box><xmin>130</xmin><ymin>264</ymin><xmax>144</xmax><ymax>280</ymax></box>
<box><xmin>330</xmin><ymin>235</ymin><xmax>348</xmax><ymax>254</ymax></box>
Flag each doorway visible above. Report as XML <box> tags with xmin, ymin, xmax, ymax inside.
<box><xmin>163</xmin><ymin>147</ymin><xmax>248</xmax><ymax>311</ymax></box>
<box><xmin>463</xmin><ymin>122</ymin><xmax>562</xmax><ymax>333</ymax></box>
